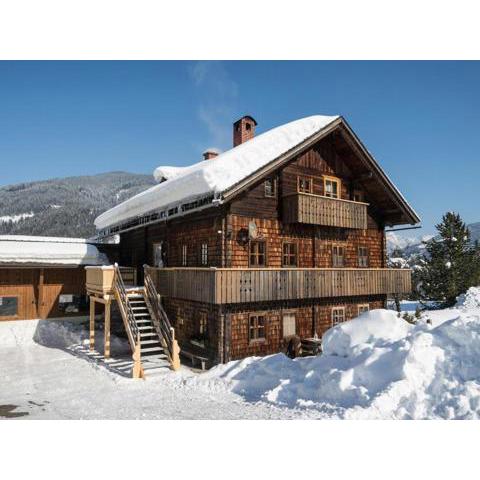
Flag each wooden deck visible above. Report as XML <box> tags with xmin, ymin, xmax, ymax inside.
<box><xmin>147</xmin><ymin>267</ymin><xmax>411</xmax><ymax>305</ymax></box>
<box><xmin>282</xmin><ymin>193</ymin><xmax>368</xmax><ymax>229</ymax></box>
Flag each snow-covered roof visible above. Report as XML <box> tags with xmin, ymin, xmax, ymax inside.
<box><xmin>95</xmin><ymin>115</ymin><xmax>339</xmax><ymax>230</ymax></box>
<box><xmin>0</xmin><ymin>235</ymin><xmax>109</xmax><ymax>266</ymax></box>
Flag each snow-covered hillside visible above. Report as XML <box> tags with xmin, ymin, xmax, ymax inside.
<box><xmin>2</xmin><ymin>290</ymin><xmax>480</xmax><ymax>419</ymax></box>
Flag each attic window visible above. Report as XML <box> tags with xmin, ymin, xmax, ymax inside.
<box><xmin>324</xmin><ymin>176</ymin><xmax>340</xmax><ymax>199</ymax></box>
<box><xmin>297</xmin><ymin>176</ymin><xmax>313</xmax><ymax>194</ymax></box>
<box><xmin>246</xmin><ymin>123</ymin><xmax>251</xmax><ymax>130</ymax></box>
<box><xmin>264</xmin><ymin>177</ymin><xmax>276</xmax><ymax>197</ymax></box>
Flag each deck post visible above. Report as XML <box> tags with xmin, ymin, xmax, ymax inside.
<box><xmin>104</xmin><ymin>296</ymin><xmax>111</xmax><ymax>359</ymax></box>
<box><xmin>89</xmin><ymin>296</ymin><xmax>95</xmax><ymax>352</ymax></box>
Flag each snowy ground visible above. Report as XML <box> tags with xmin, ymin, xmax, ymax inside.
<box><xmin>2</xmin><ymin>289</ymin><xmax>480</xmax><ymax>419</ymax></box>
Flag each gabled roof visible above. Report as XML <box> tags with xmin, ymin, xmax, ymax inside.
<box><xmin>95</xmin><ymin>115</ymin><xmax>419</xmax><ymax>232</ymax></box>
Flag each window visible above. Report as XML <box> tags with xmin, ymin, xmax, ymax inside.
<box><xmin>264</xmin><ymin>177</ymin><xmax>276</xmax><ymax>197</ymax></box>
<box><xmin>282</xmin><ymin>242</ymin><xmax>298</xmax><ymax>267</ymax></box>
<box><xmin>0</xmin><ymin>296</ymin><xmax>18</xmax><ymax>317</ymax></box>
<box><xmin>358</xmin><ymin>246</ymin><xmax>369</xmax><ymax>267</ymax></box>
<box><xmin>176</xmin><ymin>307</ymin><xmax>184</xmax><ymax>326</ymax></box>
<box><xmin>353</xmin><ymin>190</ymin><xmax>364</xmax><ymax>202</ymax></box>
<box><xmin>191</xmin><ymin>312</ymin><xmax>208</xmax><ymax>348</ymax></box>
<box><xmin>358</xmin><ymin>304</ymin><xmax>370</xmax><ymax>315</ymax></box>
<box><xmin>249</xmin><ymin>314</ymin><xmax>266</xmax><ymax>342</ymax></box>
<box><xmin>201</xmin><ymin>243</ymin><xmax>208</xmax><ymax>266</ymax></box>
<box><xmin>181</xmin><ymin>245</ymin><xmax>187</xmax><ymax>266</ymax></box>
<box><xmin>331</xmin><ymin>307</ymin><xmax>345</xmax><ymax>326</ymax></box>
<box><xmin>324</xmin><ymin>176</ymin><xmax>340</xmax><ymax>199</ymax></box>
<box><xmin>199</xmin><ymin>313</ymin><xmax>208</xmax><ymax>336</ymax></box>
<box><xmin>297</xmin><ymin>176</ymin><xmax>313</xmax><ymax>194</ymax></box>
<box><xmin>332</xmin><ymin>245</ymin><xmax>345</xmax><ymax>267</ymax></box>
<box><xmin>249</xmin><ymin>241</ymin><xmax>266</xmax><ymax>266</ymax></box>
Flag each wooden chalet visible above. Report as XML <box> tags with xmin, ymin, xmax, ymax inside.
<box><xmin>91</xmin><ymin>114</ymin><xmax>420</xmax><ymax>367</ymax></box>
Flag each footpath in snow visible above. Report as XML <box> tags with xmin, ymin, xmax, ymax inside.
<box><xmin>2</xmin><ymin>288</ymin><xmax>480</xmax><ymax>419</ymax></box>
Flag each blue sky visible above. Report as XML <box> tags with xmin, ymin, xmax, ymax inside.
<box><xmin>0</xmin><ymin>61</ymin><xmax>479</xmax><ymax>235</ymax></box>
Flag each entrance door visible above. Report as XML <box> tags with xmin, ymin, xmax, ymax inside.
<box><xmin>282</xmin><ymin>313</ymin><xmax>296</xmax><ymax>338</ymax></box>
<box><xmin>153</xmin><ymin>242</ymin><xmax>164</xmax><ymax>267</ymax></box>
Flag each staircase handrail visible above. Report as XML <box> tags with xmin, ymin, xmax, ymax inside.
<box><xmin>113</xmin><ymin>263</ymin><xmax>139</xmax><ymax>350</ymax></box>
<box><xmin>143</xmin><ymin>265</ymin><xmax>176</xmax><ymax>361</ymax></box>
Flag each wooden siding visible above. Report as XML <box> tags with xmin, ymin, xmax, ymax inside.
<box><xmin>150</xmin><ymin>267</ymin><xmax>411</xmax><ymax>305</ymax></box>
<box><xmin>0</xmin><ymin>267</ymin><xmax>87</xmax><ymax>320</ymax></box>
<box><xmin>227</xmin><ymin>215</ymin><xmax>385</xmax><ymax>269</ymax></box>
<box><xmin>282</xmin><ymin>193</ymin><xmax>368</xmax><ymax>229</ymax></box>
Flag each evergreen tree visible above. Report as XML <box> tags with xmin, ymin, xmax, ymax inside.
<box><xmin>414</xmin><ymin>212</ymin><xmax>480</xmax><ymax>307</ymax></box>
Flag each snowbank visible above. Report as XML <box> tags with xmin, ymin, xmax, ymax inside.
<box><xmin>456</xmin><ymin>286</ymin><xmax>480</xmax><ymax>310</ymax></box>
<box><xmin>321</xmin><ymin>309</ymin><xmax>412</xmax><ymax>357</ymax></box>
<box><xmin>0</xmin><ymin>235</ymin><xmax>108</xmax><ymax>265</ymax></box>
<box><xmin>0</xmin><ymin>317</ymin><xmax>128</xmax><ymax>352</ymax></box>
<box><xmin>95</xmin><ymin>115</ymin><xmax>339</xmax><ymax>229</ymax></box>
<box><xmin>0</xmin><ymin>318</ymin><xmax>88</xmax><ymax>348</ymax></box>
<box><xmin>190</xmin><ymin>306</ymin><xmax>480</xmax><ymax>419</ymax></box>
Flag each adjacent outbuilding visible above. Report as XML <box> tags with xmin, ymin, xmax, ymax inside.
<box><xmin>0</xmin><ymin>235</ymin><xmax>110</xmax><ymax>321</ymax></box>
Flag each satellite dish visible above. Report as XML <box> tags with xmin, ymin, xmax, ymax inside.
<box><xmin>248</xmin><ymin>221</ymin><xmax>258</xmax><ymax>240</ymax></box>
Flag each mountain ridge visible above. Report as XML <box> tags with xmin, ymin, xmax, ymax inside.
<box><xmin>0</xmin><ymin>171</ymin><xmax>155</xmax><ymax>238</ymax></box>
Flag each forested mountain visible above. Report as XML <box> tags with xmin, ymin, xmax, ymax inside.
<box><xmin>0</xmin><ymin>172</ymin><xmax>155</xmax><ymax>237</ymax></box>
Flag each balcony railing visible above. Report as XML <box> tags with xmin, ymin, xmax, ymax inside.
<box><xmin>282</xmin><ymin>193</ymin><xmax>368</xmax><ymax>229</ymax></box>
<box><xmin>146</xmin><ymin>267</ymin><xmax>411</xmax><ymax>305</ymax></box>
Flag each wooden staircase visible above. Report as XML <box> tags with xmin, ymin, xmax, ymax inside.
<box><xmin>113</xmin><ymin>264</ymin><xmax>181</xmax><ymax>375</ymax></box>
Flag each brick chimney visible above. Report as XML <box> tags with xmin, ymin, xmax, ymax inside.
<box><xmin>233</xmin><ymin>115</ymin><xmax>257</xmax><ymax>147</ymax></box>
<box><xmin>202</xmin><ymin>148</ymin><xmax>220</xmax><ymax>160</ymax></box>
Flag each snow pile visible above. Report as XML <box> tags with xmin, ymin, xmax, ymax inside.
<box><xmin>0</xmin><ymin>318</ymin><xmax>128</xmax><ymax>353</ymax></box>
<box><xmin>0</xmin><ymin>318</ymin><xmax>88</xmax><ymax>348</ymax></box>
<box><xmin>192</xmin><ymin>307</ymin><xmax>480</xmax><ymax>419</ymax></box>
<box><xmin>153</xmin><ymin>165</ymin><xmax>189</xmax><ymax>183</ymax></box>
<box><xmin>0</xmin><ymin>235</ymin><xmax>108</xmax><ymax>265</ymax></box>
<box><xmin>456</xmin><ymin>286</ymin><xmax>480</xmax><ymax>310</ymax></box>
<box><xmin>95</xmin><ymin>115</ymin><xmax>339</xmax><ymax>229</ymax></box>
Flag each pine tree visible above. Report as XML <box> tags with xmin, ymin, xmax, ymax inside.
<box><xmin>414</xmin><ymin>212</ymin><xmax>480</xmax><ymax>307</ymax></box>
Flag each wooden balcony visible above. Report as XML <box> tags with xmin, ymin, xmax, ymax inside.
<box><xmin>147</xmin><ymin>267</ymin><xmax>411</xmax><ymax>305</ymax></box>
<box><xmin>282</xmin><ymin>193</ymin><xmax>368</xmax><ymax>229</ymax></box>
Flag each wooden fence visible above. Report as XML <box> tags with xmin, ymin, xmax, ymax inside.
<box><xmin>282</xmin><ymin>193</ymin><xmax>368</xmax><ymax>229</ymax></box>
<box><xmin>148</xmin><ymin>267</ymin><xmax>411</xmax><ymax>305</ymax></box>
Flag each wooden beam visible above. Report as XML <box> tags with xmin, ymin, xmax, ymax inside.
<box><xmin>104</xmin><ymin>299</ymin><xmax>111</xmax><ymax>359</ymax></box>
<box><xmin>89</xmin><ymin>296</ymin><xmax>95</xmax><ymax>352</ymax></box>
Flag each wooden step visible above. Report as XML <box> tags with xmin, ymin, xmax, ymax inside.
<box><xmin>139</xmin><ymin>332</ymin><xmax>156</xmax><ymax>338</ymax></box>
<box><xmin>141</xmin><ymin>346</ymin><xmax>164</xmax><ymax>353</ymax></box>
<box><xmin>140</xmin><ymin>339</ymin><xmax>162</xmax><ymax>345</ymax></box>
<box><xmin>141</xmin><ymin>353</ymin><xmax>168</xmax><ymax>360</ymax></box>
<box><xmin>137</xmin><ymin>326</ymin><xmax>155</xmax><ymax>331</ymax></box>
